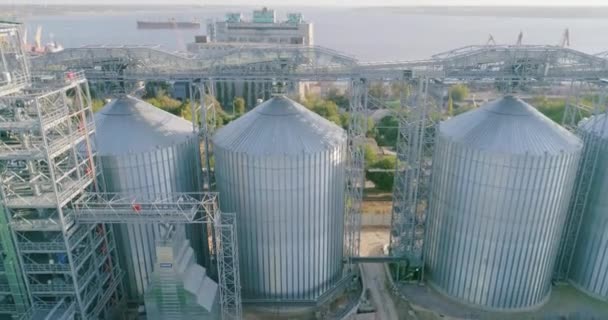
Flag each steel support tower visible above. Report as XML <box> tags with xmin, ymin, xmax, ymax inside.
<box><xmin>0</xmin><ymin>71</ymin><xmax>124</xmax><ymax>318</ymax></box>
<box><xmin>390</xmin><ymin>76</ymin><xmax>435</xmax><ymax>273</ymax></box>
<box><xmin>344</xmin><ymin>78</ymin><xmax>367</xmax><ymax>265</ymax></box>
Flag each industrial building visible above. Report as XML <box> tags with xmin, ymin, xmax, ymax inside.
<box><xmin>568</xmin><ymin>113</ymin><xmax>608</xmax><ymax>300</ymax></box>
<box><xmin>93</xmin><ymin>95</ymin><xmax>209</xmax><ymax>305</ymax></box>
<box><xmin>2</xmin><ymin>15</ymin><xmax>608</xmax><ymax>320</ymax></box>
<box><xmin>0</xmin><ymin>22</ymin><xmax>122</xmax><ymax>319</ymax></box>
<box><xmin>204</xmin><ymin>7</ymin><xmax>313</xmax><ymax>45</ymax></box>
<box><xmin>213</xmin><ymin>95</ymin><xmax>347</xmax><ymax>302</ymax></box>
<box><xmin>424</xmin><ymin>96</ymin><xmax>582</xmax><ymax>310</ymax></box>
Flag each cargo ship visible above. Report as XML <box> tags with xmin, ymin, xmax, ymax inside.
<box><xmin>137</xmin><ymin>19</ymin><xmax>201</xmax><ymax>30</ymax></box>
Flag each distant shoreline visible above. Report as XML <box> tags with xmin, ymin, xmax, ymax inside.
<box><xmin>364</xmin><ymin>6</ymin><xmax>608</xmax><ymax>18</ymax></box>
<box><xmin>1</xmin><ymin>5</ymin><xmax>608</xmax><ymax>19</ymax></box>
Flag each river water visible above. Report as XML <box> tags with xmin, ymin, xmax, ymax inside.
<box><xmin>21</xmin><ymin>6</ymin><xmax>608</xmax><ymax>62</ymax></box>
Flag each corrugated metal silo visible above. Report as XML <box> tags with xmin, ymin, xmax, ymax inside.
<box><xmin>569</xmin><ymin>114</ymin><xmax>608</xmax><ymax>300</ymax></box>
<box><xmin>95</xmin><ymin>95</ymin><xmax>204</xmax><ymax>303</ymax></box>
<box><xmin>424</xmin><ymin>96</ymin><xmax>582</xmax><ymax>310</ymax></box>
<box><xmin>212</xmin><ymin>95</ymin><xmax>347</xmax><ymax>301</ymax></box>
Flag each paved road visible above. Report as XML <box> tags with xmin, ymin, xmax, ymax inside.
<box><xmin>360</xmin><ymin>228</ymin><xmax>400</xmax><ymax>320</ymax></box>
<box><xmin>361</xmin><ymin>261</ymin><xmax>400</xmax><ymax>320</ymax></box>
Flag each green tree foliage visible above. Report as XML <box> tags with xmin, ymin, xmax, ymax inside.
<box><xmin>447</xmin><ymin>93</ymin><xmax>454</xmax><ymax>117</ymax></box>
<box><xmin>363</xmin><ymin>143</ymin><xmax>377</xmax><ymax>165</ymax></box>
<box><xmin>449</xmin><ymin>84</ymin><xmax>469</xmax><ymax>102</ymax></box>
<box><xmin>92</xmin><ymin>99</ymin><xmax>106</xmax><ymax>113</ymax></box>
<box><xmin>181</xmin><ymin>95</ymin><xmax>228</xmax><ymax>128</ymax></box>
<box><xmin>453</xmin><ymin>104</ymin><xmax>475</xmax><ymax>116</ymax></box>
<box><xmin>533</xmin><ymin>96</ymin><xmax>567</xmax><ymax>123</ymax></box>
<box><xmin>301</xmin><ymin>94</ymin><xmax>342</xmax><ymax>126</ymax></box>
<box><xmin>375</xmin><ymin>115</ymin><xmax>399</xmax><ymax>147</ymax></box>
<box><xmin>326</xmin><ymin>88</ymin><xmax>349</xmax><ymax>109</ymax></box>
<box><xmin>366</xmin><ymin>155</ymin><xmax>397</xmax><ymax>191</ymax></box>
<box><xmin>340</xmin><ymin>113</ymin><xmax>350</xmax><ymax>130</ymax></box>
<box><xmin>369</xmin><ymin>82</ymin><xmax>388</xmax><ymax>99</ymax></box>
<box><xmin>143</xmin><ymin>81</ymin><xmax>172</xmax><ymax>99</ymax></box>
<box><xmin>233</xmin><ymin>97</ymin><xmax>246</xmax><ymax>116</ymax></box>
<box><xmin>366</xmin><ymin>116</ymin><xmax>376</xmax><ymax>138</ymax></box>
<box><xmin>390</xmin><ymin>82</ymin><xmax>411</xmax><ymax>100</ymax></box>
<box><xmin>145</xmin><ymin>95</ymin><xmax>184</xmax><ymax>116</ymax></box>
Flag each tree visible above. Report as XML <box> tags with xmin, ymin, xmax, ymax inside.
<box><xmin>366</xmin><ymin>116</ymin><xmax>376</xmax><ymax>138</ymax></box>
<box><xmin>233</xmin><ymin>97</ymin><xmax>246</xmax><ymax>115</ymax></box>
<box><xmin>375</xmin><ymin>115</ymin><xmax>399</xmax><ymax>147</ymax></box>
<box><xmin>390</xmin><ymin>82</ymin><xmax>410</xmax><ymax>100</ymax></box>
<box><xmin>302</xmin><ymin>95</ymin><xmax>343</xmax><ymax>126</ymax></box>
<box><xmin>92</xmin><ymin>99</ymin><xmax>106</xmax><ymax>113</ymax></box>
<box><xmin>366</xmin><ymin>156</ymin><xmax>397</xmax><ymax>191</ymax></box>
<box><xmin>363</xmin><ymin>143</ymin><xmax>377</xmax><ymax>165</ymax></box>
<box><xmin>449</xmin><ymin>84</ymin><xmax>469</xmax><ymax>102</ymax></box>
<box><xmin>145</xmin><ymin>95</ymin><xmax>184</xmax><ymax>116</ymax></box>
<box><xmin>326</xmin><ymin>87</ymin><xmax>349</xmax><ymax>109</ymax></box>
<box><xmin>369</xmin><ymin>82</ymin><xmax>387</xmax><ymax>99</ymax></box>
<box><xmin>447</xmin><ymin>93</ymin><xmax>454</xmax><ymax>117</ymax></box>
<box><xmin>143</xmin><ymin>81</ymin><xmax>171</xmax><ymax>99</ymax></box>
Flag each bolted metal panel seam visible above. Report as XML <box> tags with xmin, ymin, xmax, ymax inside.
<box><xmin>425</xmin><ymin>97</ymin><xmax>582</xmax><ymax>311</ymax></box>
<box><xmin>569</xmin><ymin>119</ymin><xmax>608</xmax><ymax>299</ymax></box>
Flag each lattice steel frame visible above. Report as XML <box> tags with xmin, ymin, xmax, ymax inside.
<box><xmin>390</xmin><ymin>76</ymin><xmax>435</xmax><ymax>274</ymax></box>
<box><xmin>0</xmin><ymin>72</ymin><xmax>123</xmax><ymax>319</ymax></box>
<box><xmin>29</xmin><ymin>41</ymin><xmax>608</xmax><ymax>309</ymax></box>
<box><xmin>72</xmin><ymin>189</ymin><xmax>243</xmax><ymax>319</ymax></box>
<box><xmin>73</xmin><ymin>192</ymin><xmax>219</xmax><ymax>224</ymax></box>
<box><xmin>554</xmin><ymin>81</ymin><xmax>608</xmax><ymax>281</ymax></box>
<box><xmin>214</xmin><ymin>212</ymin><xmax>241</xmax><ymax>320</ymax></box>
<box><xmin>0</xmin><ymin>22</ymin><xmax>30</xmax><ymax>96</ymax></box>
<box><xmin>344</xmin><ymin>78</ymin><xmax>367</xmax><ymax>266</ymax></box>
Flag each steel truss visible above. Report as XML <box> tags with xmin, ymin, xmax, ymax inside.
<box><xmin>196</xmin><ymin>81</ymin><xmax>218</xmax><ymax>193</ymax></box>
<box><xmin>0</xmin><ymin>70</ymin><xmax>123</xmax><ymax>319</ymax></box>
<box><xmin>29</xmin><ymin>40</ymin><xmax>608</xmax><ymax>308</ymax></box>
<box><xmin>0</xmin><ymin>22</ymin><xmax>30</xmax><ymax>96</ymax></box>
<box><xmin>72</xmin><ymin>189</ymin><xmax>243</xmax><ymax>319</ymax></box>
<box><xmin>73</xmin><ymin>192</ymin><xmax>218</xmax><ymax>224</ymax></box>
<box><xmin>31</xmin><ymin>44</ymin><xmax>608</xmax><ymax>84</ymax></box>
<box><xmin>214</xmin><ymin>213</ymin><xmax>241</xmax><ymax>320</ymax></box>
<box><xmin>555</xmin><ymin>82</ymin><xmax>608</xmax><ymax>281</ymax></box>
<box><xmin>390</xmin><ymin>77</ymin><xmax>436</xmax><ymax>273</ymax></box>
<box><xmin>344</xmin><ymin>79</ymin><xmax>367</xmax><ymax>265</ymax></box>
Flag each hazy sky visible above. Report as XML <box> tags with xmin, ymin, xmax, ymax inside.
<box><xmin>3</xmin><ymin>0</ymin><xmax>608</xmax><ymax>6</ymax></box>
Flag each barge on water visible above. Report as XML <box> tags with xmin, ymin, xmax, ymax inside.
<box><xmin>137</xmin><ymin>19</ymin><xmax>201</xmax><ymax>30</ymax></box>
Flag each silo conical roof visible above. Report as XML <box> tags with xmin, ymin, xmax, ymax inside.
<box><xmin>440</xmin><ymin>96</ymin><xmax>581</xmax><ymax>155</ymax></box>
<box><xmin>212</xmin><ymin>95</ymin><xmax>346</xmax><ymax>156</ymax></box>
<box><xmin>94</xmin><ymin>95</ymin><xmax>194</xmax><ymax>155</ymax></box>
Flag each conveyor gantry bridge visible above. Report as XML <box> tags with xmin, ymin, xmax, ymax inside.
<box><xmin>72</xmin><ymin>191</ymin><xmax>242</xmax><ymax>320</ymax></box>
<box><xmin>31</xmin><ymin>44</ymin><xmax>608</xmax><ymax>82</ymax></box>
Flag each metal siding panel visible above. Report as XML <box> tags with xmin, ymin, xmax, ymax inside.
<box><xmin>570</xmin><ymin>128</ymin><xmax>608</xmax><ymax>299</ymax></box>
<box><xmin>215</xmin><ymin>141</ymin><xmax>346</xmax><ymax>301</ymax></box>
<box><xmin>425</xmin><ymin>129</ymin><xmax>580</xmax><ymax>310</ymax></box>
<box><xmin>99</xmin><ymin>139</ymin><xmax>200</xmax><ymax>303</ymax></box>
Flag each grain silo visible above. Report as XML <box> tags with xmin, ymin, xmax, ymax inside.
<box><xmin>424</xmin><ymin>96</ymin><xmax>582</xmax><ymax>310</ymax></box>
<box><xmin>95</xmin><ymin>95</ymin><xmax>205</xmax><ymax>303</ymax></box>
<box><xmin>568</xmin><ymin>114</ymin><xmax>608</xmax><ymax>300</ymax></box>
<box><xmin>212</xmin><ymin>95</ymin><xmax>347</xmax><ymax>301</ymax></box>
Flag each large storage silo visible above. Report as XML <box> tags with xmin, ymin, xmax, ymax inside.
<box><xmin>569</xmin><ymin>114</ymin><xmax>608</xmax><ymax>300</ymax></box>
<box><xmin>424</xmin><ymin>96</ymin><xmax>582</xmax><ymax>310</ymax></box>
<box><xmin>213</xmin><ymin>95</ymin><xmax>347</xmax><ymax>301</ymax></box>
<box><xmin>95</xmin><ymin>95</ymin><xmax>204</xmax><ymax>303</ymax></box>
